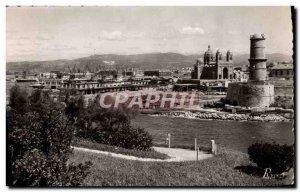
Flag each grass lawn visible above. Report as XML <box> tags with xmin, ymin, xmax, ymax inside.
<box><xmin>73</xmin><ymin>138</ymin><xmax>170</xmax><ymax>160</ymax></box>
<box><xmin>69</xmin><ymin>147</ymin><xmax>293</xmax><ymax>187</ymax></box>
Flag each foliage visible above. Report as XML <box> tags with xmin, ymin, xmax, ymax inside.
<box><xmin>71</xmin><ymin>97</ymin><xmax>153</xmax><ymax>150</ymax></box>
<box><xmin>248</xmin><ymin>142</ymin><xmax>294</xmax><ymax>174</ymax></box>
<box><xmin>76</xmin><ymin>108</ymin><xmax>153</xmax><ymax>150</ymax></box>
<box><xmin>12</xmin><ymin>149</ymin><xmax>91</xmax><ymax>186</ymax></box>
<box><xmin>9</xmin><ymin>85</ymin><xmax>29</xmax><ymax>114</ymax></box>
<box><xmin>65</xmin><ymin>95</ymin><xmax>85</xmax><ymax>119</ymax></box>
<box><xmin>7</xmin><ymin>86</ymin><xmax>91</xmax><ymax>186</ymax></box>
<box><xmin>73</xmin><ymin>138</ymin><xmax>169</xmax><ymax>160</ymax></box>
<box><xmin>29</xmin><ymin>89</ymin><xmax>51</xmax><ymax>114</ymax></box>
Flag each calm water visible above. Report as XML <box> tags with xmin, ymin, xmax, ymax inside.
<box><xmin>131</xmin><ymin>114</ymin><xmax>294</xmax><ymax>153</ymax></box>
<box><xmin>7</xmin><ymin>81</ymin><xmax>294</xmax><ymax>153</ymax></box>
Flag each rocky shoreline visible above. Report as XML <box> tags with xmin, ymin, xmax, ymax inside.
<box><xmin>151</xmin><ymin>111</ymin><xmax>292</xmax><ymax>122</ymax></box>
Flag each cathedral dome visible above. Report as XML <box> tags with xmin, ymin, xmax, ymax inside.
<box><xmin>204</xmin><ymin>45</ymin><xmax>214</xmax><ymax>57</ymax></box>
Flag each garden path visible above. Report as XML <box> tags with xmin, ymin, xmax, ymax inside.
<box><xmin>72</xmin><ymin>146</ymin><xmax>213</xmax><ymax>162</ymax></box>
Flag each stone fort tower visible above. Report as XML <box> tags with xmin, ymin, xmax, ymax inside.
<box><xmin>225</xmin><ymin>34</ymin><xmax>274</xmax><ymax>107</ymax></box>
<box><xmin>249</xmin><ymin>34</ymin><xmax>267</xmax><ymax>81</ymax></box>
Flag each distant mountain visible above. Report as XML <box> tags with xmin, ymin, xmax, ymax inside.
<box><xmin>6</xmin><ymin>52</ymin><xmax>293</xmax><ymax>73</ymax></box>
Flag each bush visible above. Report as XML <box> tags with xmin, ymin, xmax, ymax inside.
<box><xmin>111</xmin><ymin>125</ymin><xmax>153</xmax><ymax>150</ymax></box>
<box><xmin>76</xmin><ymin>110</ymin><xmax>153</xmax><ymax>150</ymax></box>
<box><xmin>7</xmin><ymin>86</ymin><xmax>92</xmax><ymax>186</ymax></box>
<box><xmin>248</xmin><ymin>142</ymin><xmax>294</xmax><ymax>174</ymax></box>
<box><xmin>73</xmin><ymin>99</ymin><xmax>153</xmax><ymax>150</ymax></box>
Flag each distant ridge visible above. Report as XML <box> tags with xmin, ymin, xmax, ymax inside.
<box><xmin>6</xmin><ymin>52</ymin><xmax>292</xmax><ymax>73</ymax></box>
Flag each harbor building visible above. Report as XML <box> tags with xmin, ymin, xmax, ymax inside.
<box><xmin>269</xmin><ymin>62</ymin><xmax>293</xmax><ymax>80</ymax></box>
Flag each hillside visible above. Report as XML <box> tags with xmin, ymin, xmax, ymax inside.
<box><xmin>6</xmin><ymin>52</ymin><xmax>292</xmax><ymax>73</ymax></box>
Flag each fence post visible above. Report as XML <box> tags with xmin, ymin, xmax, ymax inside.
<box><xmin>194</xmin><ymin>137</ymin><xmax>197</xmax><ymax>151</ymax></box>
<box><xmin>211</xmin><ymin>140</ymin><xmax>215</xmax><ymax>154</ymax></box>
<box><xmin>167</xmin><ymin>133</ymin><xmax>171</xmax><ymax>148</ymax></box>
<box><xmin>196</xmin><ymin>147</ymin><xmax>199</xmax><ymax>160</ymax></box>
<box><xmin>214</xmin><ymin>144</ymin><xmax>217</xmax><ymax>155</ymax></box>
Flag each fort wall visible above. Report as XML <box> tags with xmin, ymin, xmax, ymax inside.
<box><xmin>226</xmin><ymin>82</ymin><xmax>274</xmax><ymax>107</ymax></box>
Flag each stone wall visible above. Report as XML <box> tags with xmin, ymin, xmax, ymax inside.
<box><xmin>226</xmin><ymin>82</ymin><xmax>274</xmax><ymax>107</ymax></box>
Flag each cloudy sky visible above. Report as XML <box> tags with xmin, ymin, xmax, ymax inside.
<box><xmin>6</xmin><ymin>6</ymin><xmax>293</xmax><ymax>62</ymax></box>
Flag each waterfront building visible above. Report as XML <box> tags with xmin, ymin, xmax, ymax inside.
<box><xmin>59</xmin><ymin>79</ymin><xmax>150</xmax><ymax>95</ymax></box>
<box><xmin>269</xmin><ymin>63</ymin><xmax>293</xmax><ymax>80</ymax></box>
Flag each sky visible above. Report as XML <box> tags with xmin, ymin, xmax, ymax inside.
<box><xmin>6</xmin><ymin>6</ymin><xmax>293</xmax><ymax>62</ymax></box>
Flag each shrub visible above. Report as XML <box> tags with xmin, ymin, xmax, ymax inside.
<box><xmin>248</xmin><ymin>142</ymin><xmax>294</xmax><ymax>174</ymax></box>
<box><xmin>111</xmin><ymin>125</ymin><xmax>153</xmax><ymax>150</ymax></box>
<box><xmin>74</xmin><ymin>100</ymin><xmax>153</xmax><ymax>150</ymax></box>
<box><xmin>7</xmin><ymin>87</ymin><xmax>92</xmax><ymax>186</ymax></box>
<box><xmin>77</xmin><ymin>115</ymin><xmax>153</xmax><ymax>150</ymax></box>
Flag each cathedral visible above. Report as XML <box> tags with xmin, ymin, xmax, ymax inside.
<box><xmin>192</xmin><ymin>45</ymin><xmax>234</xmax><ymax>80</ymax></box>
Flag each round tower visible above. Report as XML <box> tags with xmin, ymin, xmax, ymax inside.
<box><xmin>225</xmin><ymin>34</ymin><xmax>274</xmax><ymax>108</ymax></box>
<box><xmin>248</xmin><ymin>34</ymin><xmax>267</xmax><ymax>81</ymax></box>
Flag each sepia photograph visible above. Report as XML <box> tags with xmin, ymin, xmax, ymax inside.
<box><xmin>5</xmin><ymin>5</ymin><xmax>295</xmax><ymax>187</ymax></box>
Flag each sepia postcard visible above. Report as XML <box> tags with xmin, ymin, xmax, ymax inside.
<box><xmin>5</xmin><ymin>6</ymin><xmax>295</xmax><ymax>187</ymax></box>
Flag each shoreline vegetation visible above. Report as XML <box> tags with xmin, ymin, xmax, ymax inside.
<box><xmin>150</xmin><ymin>111</ymin><xmax>292</xmax><ymax>122</ymax></box>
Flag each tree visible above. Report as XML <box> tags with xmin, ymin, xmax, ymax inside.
<box><xmin>7</xmin><ymin>89</ymin><xmax>91</xmax><ymax>186</ymax></box>
<box><xmin>29</xmin><ymin>89</ymin><xmax>51</xmax><ymax>114</ymax></box>
<box><xmin>65</xmin><ymin>95</ymin><xmax>85</xmax><ymax>121</ymax></box>
<box><xmin>9</xmin><ymin>85</ymin><xmax>29</xmax><ymax>114</ymax></box>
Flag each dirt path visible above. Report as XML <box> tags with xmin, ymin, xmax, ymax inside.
<box><xmin>72</xmin><ymin>146</ymin><xmax>213</xmax><ymax>162</ymax></box>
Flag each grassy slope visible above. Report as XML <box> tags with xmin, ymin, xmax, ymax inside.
<box><xmin>73</xmin><ymin>138</ymin><xmax>170</xmax><ymax>160</ymax></box>
<box><xmin>69</xmin><ymin>147</ymin><xmax>292</xmax><ymax>187</ymax></box>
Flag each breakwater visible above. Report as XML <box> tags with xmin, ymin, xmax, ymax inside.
<box><xmin>151</xmin><ymin>111</ymin><xmax>291</xmax><ymax>122</ymax></box>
